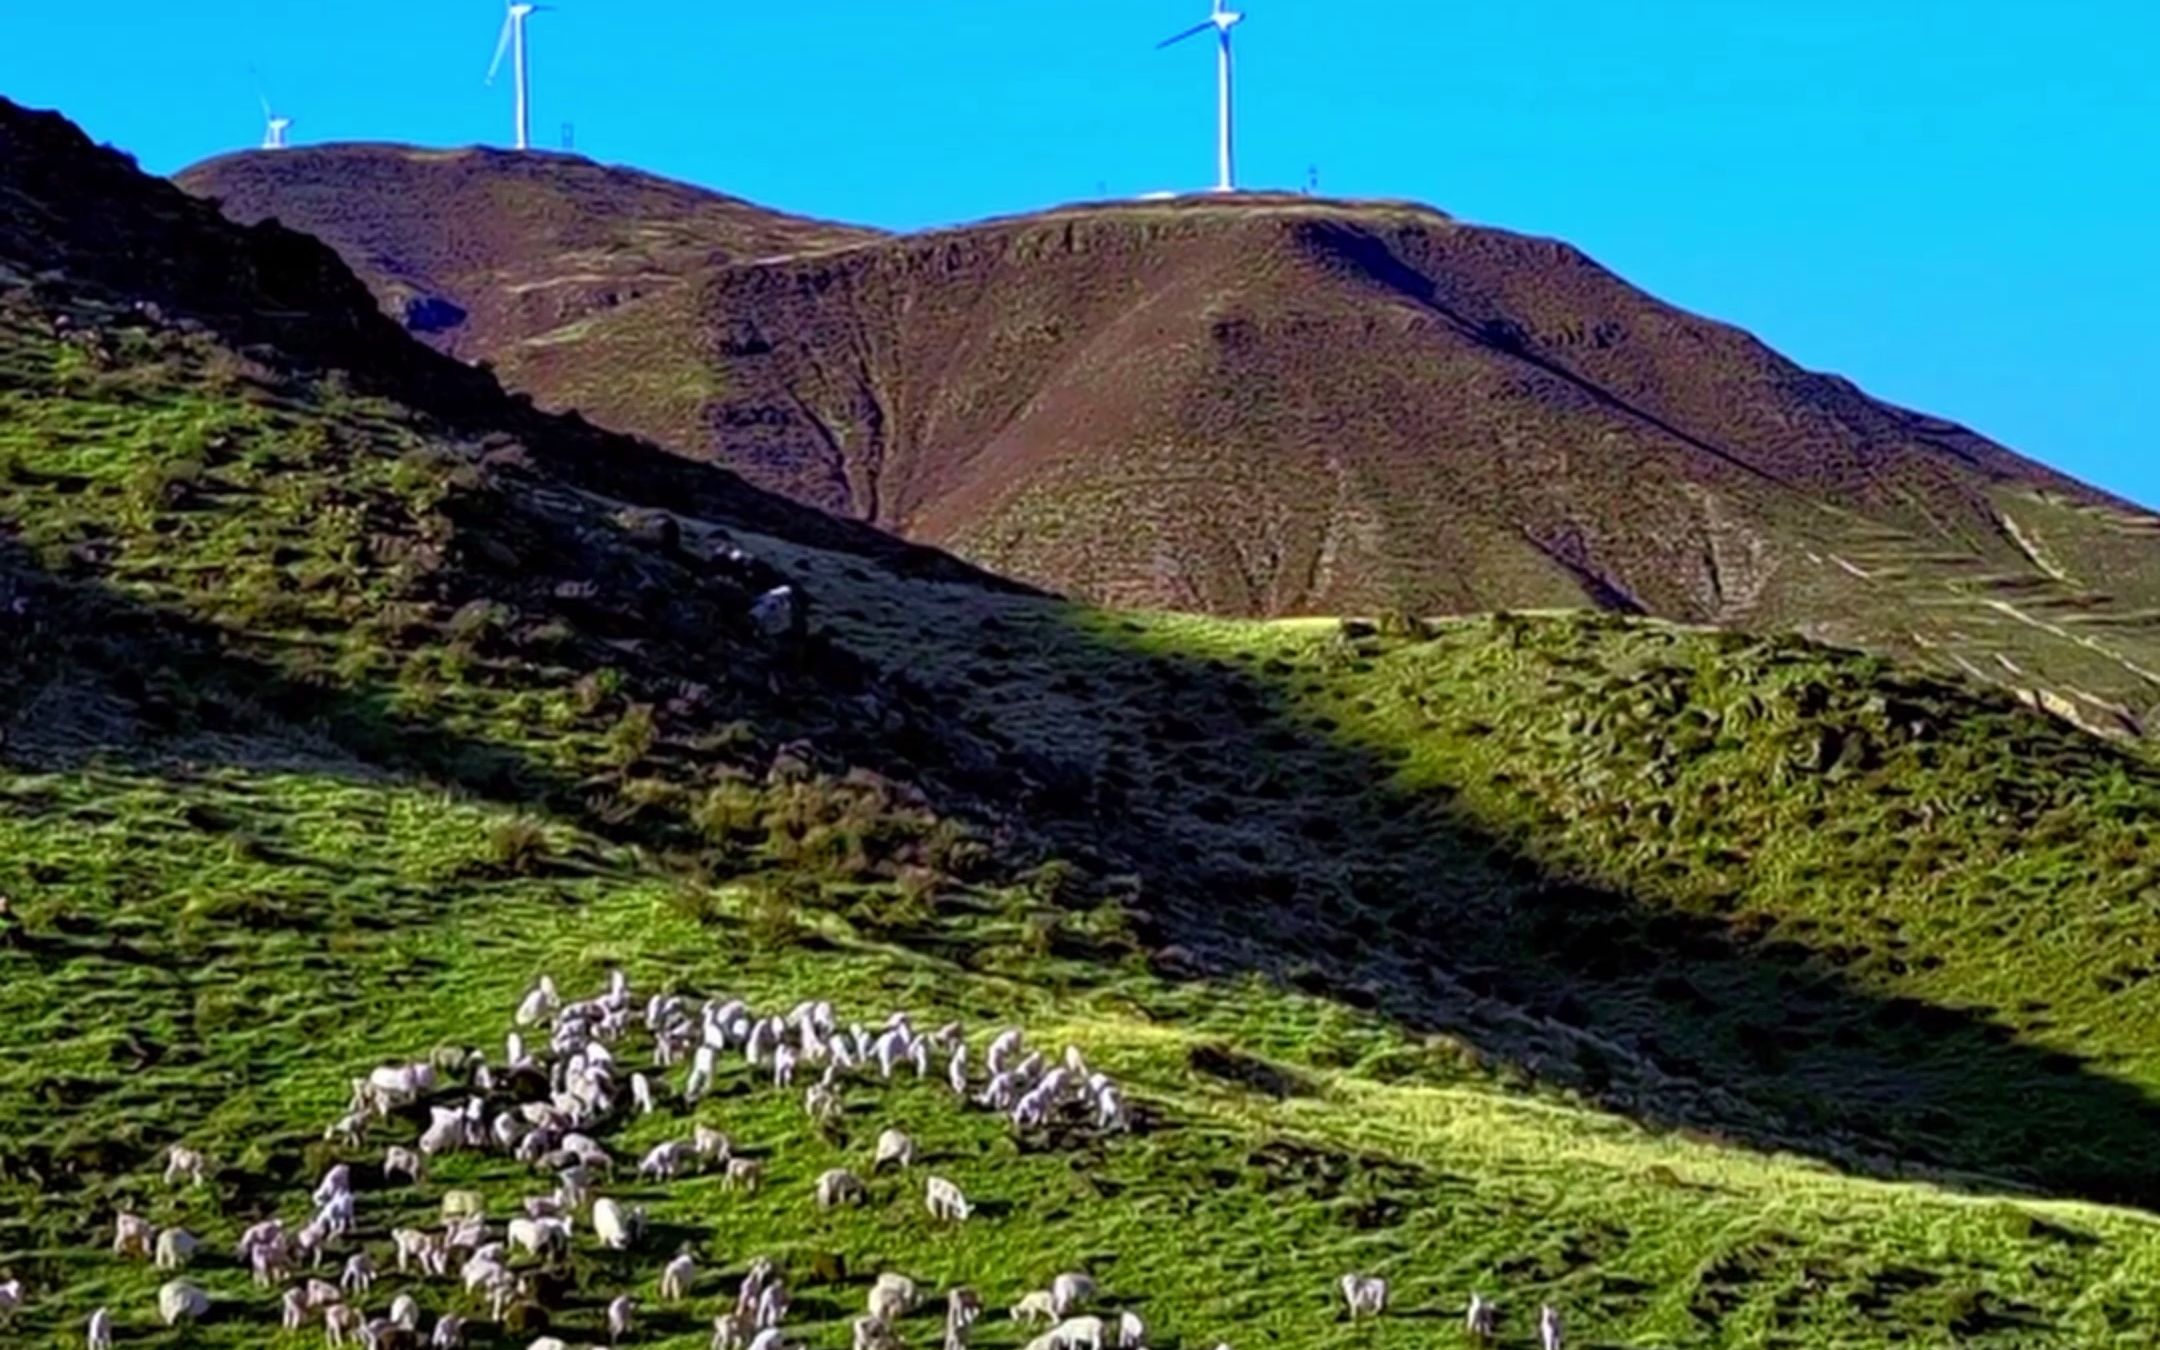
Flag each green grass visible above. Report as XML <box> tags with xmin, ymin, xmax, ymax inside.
<box><xmin>8</xmin><ymin>243</ymin><xmax>2160</xmax><ymax>1349</ymax></box>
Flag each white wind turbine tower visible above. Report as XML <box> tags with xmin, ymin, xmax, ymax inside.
<box><xmin>260</xmin><ymin>95</ymin><xmax>294</xmax><ymax>151</ymax></box>
<box><xmin>1157</xmin><ymin>0</ymin><xmax>1246</xmax><ymax>193</ymax></box>
<box><xmin>486</xmin><ymin>2</ymin><xmax>551</xmax><ymax>152</ymax></box>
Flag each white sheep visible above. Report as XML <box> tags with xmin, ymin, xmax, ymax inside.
<box><xmin>639</xmin><ymin>1140</ymin><xmax>692</xmax><ymax>1182</ymax></box>
<box><xmin>693</xmin><ymin>1125</ymin><xmax>733</xmax><ymax>1163</ymax></box>
<box><xmin>661</xmin><ymin>1252</ymin><xmax>698</xmax><ymax>1302</ymax></box>
<box><xmin>1114</xmin><ymin>1310</ymin><xmax>1146</xmax><ymax>1349</ymax></box>
<box><xmin>1045</xmin><ymin>1315</ymin><xmax>1106</xmax><ymax>1350</ymax></box>
<box><xmin>632</xmin><ymin>1072</ymin><xmax>656</xmax><ymax>1116</ymax></box>
<box><xmin>925</xmin><ymin>1175</ymin><xmax>971</xmax><ymax>1223</ymax></box>
<box><xmin>593</xmin><ymin>1197</ymin><xmax>638</xmax><ymax>1251</ymax></box>
<box><xmin>817</xmin><ymin>1167</ymin><xmax>868</xmax><ymax>1209</ymax></box>
<box><xmin>112</xmin><ymin>1212</ymin><xmax>156</xmax><ymax>1260</ymax></box>
<box><xmin>1339</xmin><ymin>1274</ymin><xmax>1387</xmax><ymax>1320</ymax></box>
<box><xmin>342</xmin><ymin>1251</ymin><xmax>378</xmax><ymax>1296</ymax></box>
<box><xmin>390</xmin><ymin>1293</ymin><xmax>422</xmax><ymax>1330</ymax></box>
<box><xmin>528</xmin><ymin>1339</ymin><xmax>572</xmax><ymax>1350</ymax></box>
<box><xmin>725</xmin><ymin>1157</ymin><xmax>764</xmax><ymax>1191</ymax></box>
<box><xmin>384</xmin><ymin>1145</ymin><xmax>426</xmax><ymax>1184</ymax></box>
<box><xmin>1051</xmin><ymin>1273</ymin><xmax>1097</xmax><ymax>1317</ymax></box>
<box><xmin>853</xmin><ymin>1316</ymin><xmax>901</xmax><ymax>1350</ymax></box>
<box><xmin>946</xmin><ymin>1046</ymin><xmax>969</xmax><ymax>1097</ymax></box>
<box><xmin>313</xmin><ymin>1164</ymin><xmax>354</xmax><ymax>1207</ymax></box>
<box><xmin>872</xmin><ymin>1128</ymin><xmax>915</xmax><ymax>1171</ymax></box>
<box><xmin>805</xmin><ymin>1083</ymin><xmax>842</xmax><ymax>1124</ymax></box>
<box><xmin>507</xmin><ymin>1216</ymin><xmax>568</xmax><ymax>1260</ymax></box>
<box><xmin>1011</xmin><ymin>1291</ymin><xmax>1058</xmax><ymax>1324</ymax></box>
<box><xmin>432</xmin><ymin>1313</ymin><xmax>469</xmax><ymax>1347</ymax></box>
<box><xmin>1465</xmin><ymin>1293</ymin><xmax>1498</xmax><ymax>1340</ymax></box>
<box><xmin>945</xmin><ymin>1287</ymin><xmax>986</xmax><ymax>1350</ymax></box>
<box><xmin>163</xmin><ymin>1144</ymin><xmax>209</xmax><ymax>1187</ymax></box>
<box><xmin>156</xmin><ymin>1279</ymin><xmax>209</xmax><ymax>1327</ymax></box>
<box><xmin>153</xmin><ymin>1227</ymin><xmax>201</xmax><ymax>1270</ymax></box>
<box><xmin>86</xmin><ymin>1307</ymin><xmax>113</xmax><ymax>1350</ymax></box>
<box><xmin>0</xmin><ymin>1279</ymin><xmax>20</xmax><ymax>1317</ymax></box>
<box><xmin>868</xmin><ymin>1272</ymin><xmax>921</xmax><ymax>1323</ymax></box>
<box><xmin>1540</xmin><ymin>1304</ymin><xmax>1565</xmax><ymax>1350</ymax></box>
<box><xmin>607</xmin><ymin>1294</ymin><xmax>637</xmax><ymax>1344</ymax></box>
<box><xmin>324</xmin><ymin>1303</ymin><xmax>365</xmax><ymax>1347</ymax></box>
<box><xmin>280</xmin><ymin>1286</ymin><xmax>310</xmax><ymax>1331</ymax></box>
<box><xmin>747</xmin><ymin>1328</ymin><xmax>788</xmax><ymax>1350</ymax></box>
<box><xmin>987</xmin><ymin>1028</ymin><xmax>1024</xmax><ymax>1074</ymax></box>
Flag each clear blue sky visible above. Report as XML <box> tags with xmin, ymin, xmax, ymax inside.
<box><xmin>4</xmin><ymin>2</ymin><xmax>2154</xmax><ymax>507</ymax></box>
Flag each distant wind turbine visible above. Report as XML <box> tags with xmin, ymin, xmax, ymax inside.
<box><xmin>1157</xmin><ymin>0</ymin><xmax>1246</xmax><ymax>193</ymax></box>
<box><xmin>260</xmin><ymin>95</ymin><xmax>294</xmax><ymax>151</ymax></box>
<box><xmin>486</xmin><ymin>1</ymin><xmax>551</xmax><ymax>152</ymax></box>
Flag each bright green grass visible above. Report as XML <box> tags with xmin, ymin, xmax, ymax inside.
<box><xmin>9</xmin><ymin>292</ymin><xmax>2160</xmax><ymax>1348</ymax></box>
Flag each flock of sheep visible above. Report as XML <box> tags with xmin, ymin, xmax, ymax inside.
<box><xmin>22</xmin><ymin>969</ymin><xmax>1574</xmax><ymax>1347</ymax></box>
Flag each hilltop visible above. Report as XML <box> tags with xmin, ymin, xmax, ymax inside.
<box><xmin>7</xmin><ymin>99</ymin><xmax>2160</xmax><ymax>1345</ymax></box>
<box><xmin>176</xmin><ymin>143</ymin><xmax>877</xmax><ymax>361</ymax></box>
<box><xmin>176</xmin><ymin>158</ymin><xmax>2160</xmax><ymax>736</ymax></box>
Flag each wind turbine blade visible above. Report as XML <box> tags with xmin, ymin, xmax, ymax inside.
<box><xmin>486</xmin><ymin>13</ymin><xmax>515</xmax><ymax>84</ymax></box>
<box><xmin>1156</xmin><ymin>20</ymin><xmax>1213</xmax><ymax>48</ymax></box>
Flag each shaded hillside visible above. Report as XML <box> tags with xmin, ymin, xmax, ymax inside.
<box><xmin>176</xmin><ymin>160</ymin><xmax>2160</xmax><ymax>733</ymax></box>
<box><xmin>12</xmin><ymin>98</ymin><xmax>2160</xmax><ymax>1346</ymax></box>
<box><xmin>175</xmin><ymin>143</ymin><xmax>878</xmax><ymax>361</ymax></box>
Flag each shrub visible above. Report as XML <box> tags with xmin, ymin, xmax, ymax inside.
<box><xmin>605</xmin><ymin>703</ymin><xmax>657</xmax><ymax>767</ymax></box>
<box><xmin>485</xmin><ymin>817</ymin><xmax>552</xmax><ymax>875</ymax></box>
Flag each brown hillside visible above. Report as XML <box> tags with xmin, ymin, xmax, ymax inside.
<box><xmin>175</xmin><ymin>144</ymin><xmax>878</xmax><ymax>360</ymax></box>
<box><xmin>173</xmin><ymin>164</ymin><xmax>2160</xmax><ymax>731</ymax></box>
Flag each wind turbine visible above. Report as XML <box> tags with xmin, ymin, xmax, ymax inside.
<box><xmin>486</xmin><ymin>2</ymin><xmax>551</xmax><ymax>152</ymax></box>
<box><xmin>1157</xmin><ymin>0</ymin><xmax>1246</xmax><ymax>193</ymax></box>
<box><xmin>260</xmin><ymin>95</ymin><xmax>294</xmax><ymax>151</ymax></box>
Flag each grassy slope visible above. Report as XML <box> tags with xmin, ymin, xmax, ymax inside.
<box><xmin>6</xmin><ymin>112</ymin><xmax>2160</xmax><ymax>1348</ymax></box>
<box><xmin>6</xmin><ymin>301</ymin><xmax>2160</xmax><ymax>1349</ymax></box>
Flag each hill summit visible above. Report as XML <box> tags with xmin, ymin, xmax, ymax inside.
<box><xmin>178</xmin><ymin>151</ymin><xmax>2160</xmax><ymax>735</ymax></box>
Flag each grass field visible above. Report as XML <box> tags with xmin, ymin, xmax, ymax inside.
<box><xmin>9</xmin><ymin>103</ymin><xmax>2160</xmax><ymax>1348</ymax></box>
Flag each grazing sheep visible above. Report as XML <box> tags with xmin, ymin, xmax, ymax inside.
<box><xmin>946</xmin><ymin>1046</ymin><xmax>969</xmax><ymax>1097</ymax></box>
<box><xmin>632</xmin><ymin>1072</ymin><xmax>656</xmax><ymax>1116</ymax></box>
<box><xmin>747</xmin><ymin>1328</ymin><xmax>788</xmax><ymax>1350</ymax></box>
<box><xmin>661</xmin><ymin>1253</ymin><xmax>698</xmax><ymax>1302</ymax></box>
<box><xmin>1011</xmin><ymin>1291</ymin><xmax>1058</xmax><ymax>1324</ymax></box>
<box><xmin>342</xmin><ymin>1251</ymin><xmax>378</xmax><ymax>1296</ymax></box>
<box><xmin>384</xmin><ymin>1145</ymin><xmax>426</xmax><ymax>1184</ymax></box>
<box><xmin>593</xmin><ymin>1198</ymin><xmax>639</xmax><ymax>1252</ymax></box>
<box><xmin>393</xmin><ymin>1227</ymin><xmax>434</xmax><ymax>1274</ymax></box>
<box><xmin>507</xmin><ymin>1216</ymin><xmax>568</xmax><ymax>1260</ymax></box>
<box><xmin>639</xmin><ymin>1141</ymin><xmax>691</xmax><ymax>1182</ymax></box>
<box><xmin>1339</xmin><ymin>1274</ymin><xmax>1387</xmax><ymax>1319</ymax></box>
<box><xmin>817</xmin><ymin>1167</ymin><xmax>868</xmax><ymax>1209</ymax></box>
<box><xmin>528</xmin><ymin>1339</ymin><xmax>572</xmax><ymax>1350</ymax></box>
<box><xmin>385</xmin><ymin>1293</ymin><xmax>421</xmax><ymax>1330</ymax></box>
<box><xmin>156</xmin><ymin>1278</ymin><xmax>210</xmax><ymax>1327</ymax></box>
<box><xmin>113</xmin><ymin>1212</ymin><xmax>156</xmax><ymax>1260</ymax></box>
<box><xmin>0</xmin><ymin>1279</ymin><xmax>21</xmax><ymax>1317</ymax></box>
<box><xmin>805</xmin><ymin>1083</ymin><xmax>842</xmax><ymax>1124</ymax></box>
<box><xmin>432</xmin><ymin>1313</ymin><xmax>468</xmax><ymax>1347</ymax></box>
<box><xmin>867</xmin><ymin>1272</ymin><xmax>921</xmax><ymax>1323</ymax></box>
<box><xmin>281</xmin><ymin>1286</ymin><xmax>310</xmax><ymax>1331</ymax></box>
<box><xmin>725</xmin><ymin>1157</ymin><xmax>764</xmax><ymax>1191</ymax></box>
<box><xmin>164</xmin><ymin>1145</ymin><xmax>210</xmax><ymax>1187</ymax></box>
<box><xmin>1051</xmin><ymin>1274</ymin><xmax>1097</xmax><ymax>1317</ymax></box>
<box><xmin>324</xmin><ymin>1303</ymin><xmax>366</xmax><ymax>1346</ymax></box>
<box><xmin>607</xmin><ymin>1294</ymin><xmax>637</xmax><ymax>1344</ymax></box>
<box><xmin>305</xmin><ymin>1278</ymin><xmax>344</xmax><ymax>1310</ymax></box>
<box><xmin>693</xmin><ymin>1125</ymin><xmax>732</xmax><ymax>1163</ymax></box>
<box><xmin>87</xmin><ymin>1307</ymin><xmax>113</xmax><ymax>1350</ymax></box>
<box><xmin>1539</xmin><ymin>1304</ymin><xmax>1565</xmax><ymax>1350</ymax></box>
<box><xmin>1114</xmin><ymin>1311</ymin><xmax>1146</xmax><ymax>1349</ymax></box>
<box><xmin>314</xmin><ymin>1164</ymin><xmax>354</xmax><ymax>1207</ymax></box>
<box><xmin>987</xmin><ymin>1028</ymin><xmax>1024</xmax><ymax>1074</ymax></box>
<box><xmin>1465</xmin><ymin>1294</ymin><xmax>1498</xmax><ymax>1340</ymax></box>
<box><xmin>872</xmin><ymin>1128</ymin><xmax>915</xmax><ymax>1171</ymax></box>
<box><xmin>924</xmin><ymin>1175</ymin><xmax>971</xmax><ymax>1223</ymax></box>
<box><xmin>712</xmin><ymin>1312</ymin><xmax>748</xmax><ymax>1350</ymax></box>
<box><xmin>154</xmin><ymin>1227</ymin><xmax>201</xmax><ymax>1270</ymax></box>
<box><xmin>1045</xmin><ymin>1315</ymin><xmax>1106</xmax><ymax>1350</ymax></box>
<box><xmin>945</xmin><ymin>1287</ymin><xmax>986</xmax><ymax>1350</ymax></box>
<box><xmin>853</xmin><ymin>1316</ymin><xmax>901</xmax><ymax>1350</ymax></box>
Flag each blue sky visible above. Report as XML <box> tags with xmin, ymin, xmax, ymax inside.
<box><xmin>3</xmin><ymin>2</ymin><xmax>2154</xmax><ymax>507</ymax></box>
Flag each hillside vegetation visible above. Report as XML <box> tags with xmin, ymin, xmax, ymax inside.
<box><xmin>175</xmin><ymin>158</ymin><xmax>2160</xmax><ymax>738</ymax></box>
<box><xmin>4</xmin><ymin>99</ymin><xmax>2160</xmax><ymax>1347</ymax></box>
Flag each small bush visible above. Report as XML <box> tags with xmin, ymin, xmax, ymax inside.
<box><xmin>605</xmin><ymin>703</ymin><xmax>657</xmax><ymax>767</ymax></box>
<box><xmin>485</xmin><ymin>817</ymin><xmax>552</xmax><ymax>875</ymax></box>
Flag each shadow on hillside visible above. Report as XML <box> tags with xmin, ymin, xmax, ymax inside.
<box><xmin>6</xmin><ymin>533</ymin><xmax>2160</xmax><ymax>1214</ymax></box>
<box><xmin>907</xmin><ymin>606</ymin><xmax>2160</xmax><ymax>1212</ymax></box>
